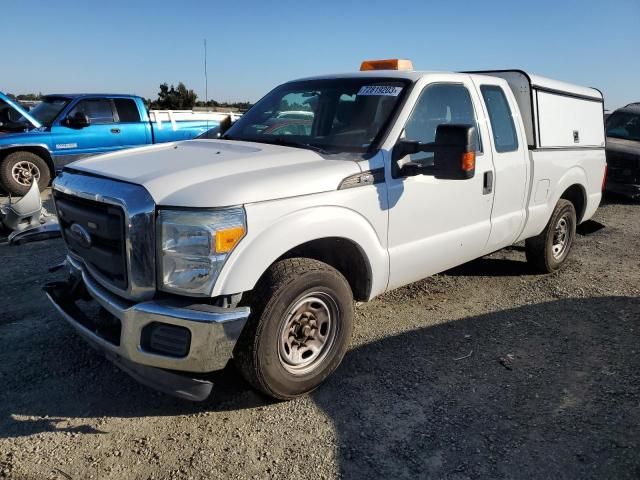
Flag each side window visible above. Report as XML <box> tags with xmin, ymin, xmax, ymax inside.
<box><xmin>480</xmin><ymin>86</ymin><xmax>518</xmax><ymax>153</ymax></box>
<box><xmin>404</xmin><ymin>83</ymin><xmax>481</xmax><ymax>165</ymax></box>
<box><xmin>114</xmin><ymin>99</ymin><xmax>141</xmax><ymax>123</ymax></box>
<box><xmin>69</xmin><ymin>99</ymin><xmax>114</xmax><ymax>125</ymax></box>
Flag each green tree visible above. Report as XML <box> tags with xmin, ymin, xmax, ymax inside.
<box><xmin>151</xmin><ymin>82</ymin><xmax>198</xmax><ymax>109</ymax></box>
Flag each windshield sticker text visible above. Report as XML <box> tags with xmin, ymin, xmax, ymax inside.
<box><xmin>357</xmin><ymin>86</ymin><xmax>403</xmax><ymax>96</ymax></box>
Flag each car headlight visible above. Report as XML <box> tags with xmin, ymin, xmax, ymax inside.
<box><xmin>157</xmin><ymin>208</ymin><xmax>246</xmax><ymax>296</ymax></box>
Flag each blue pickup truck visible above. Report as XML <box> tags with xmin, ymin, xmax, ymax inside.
<box><xmin>0</xmin><ymin>92</ymin><xmax>232</xmax><ymax>195</ymax></box>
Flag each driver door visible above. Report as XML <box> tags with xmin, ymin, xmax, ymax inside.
<box><xmin>50</xmin><ymin>98</ymin><xmax>122</xmax><ymax>167</ymax></box>
<box><xmin>386</xmin><ymin>79</ymin><xmax>494</xmax><ymax>290</ymax></box>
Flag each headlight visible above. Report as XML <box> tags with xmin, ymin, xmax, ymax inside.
<box><xmin>157</xmin><ymin>208</ymin><xmax>246</xmax><ymax>296</ymax></box>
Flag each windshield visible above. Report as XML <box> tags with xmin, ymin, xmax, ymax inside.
<box><xmin>23</xmin><ymin>97</ymin><xmax>70</xmax><ymax>126</ymax></box>
<box><xmin>606</xmin><ymin>111</ymin><xmax>640</xmax><ymax>142</ymax></box>
<box><xmin>223</xmin><ymin>78</ymin><xmax>409</xmax><ymax>153</ymax></box>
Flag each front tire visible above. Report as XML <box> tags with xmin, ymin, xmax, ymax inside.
<box><xmin>0</xmin><ymin>151</ymin><xmax>51</xmax><ymax>196</ymax></box>
<box><xmin>525</xmin><ymin>199</ymin><xmax>577</xmax><ymax>273</ymax></box>
<box><xmin>235</xmin><ymin>258</ymin><xmax>354</xmax><ymax>400</ymax></box>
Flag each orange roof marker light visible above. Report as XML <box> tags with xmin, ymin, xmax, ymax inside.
<box><xmin>360</xmin><ymin>59</ymin><xmax>413</xmax><ymax>71</ymax></box>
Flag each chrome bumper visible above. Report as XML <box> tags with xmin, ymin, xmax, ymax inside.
<box><xmin>44</xmin><ymin>257</ymin><xmax>250</xmax><ymax>401</ymax></box>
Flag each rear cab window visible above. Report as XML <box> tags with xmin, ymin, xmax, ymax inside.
<box><xmin>114</xmin><ymin>98</ymin><xmax>141</xmax><ymax>123</ymax></box>
<box><xmin>480</xmin><ymin>86</ymin><xmax>519</xmax><ymax>152</ymax></box>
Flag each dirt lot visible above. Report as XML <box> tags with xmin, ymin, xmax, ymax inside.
<box><xmin>0</xmin><ymin>194</ymin><xmax>638</xmax><ymax>480</ymax></box>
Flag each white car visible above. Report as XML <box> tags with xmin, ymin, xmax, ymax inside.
<box><xmin>46</xmin><ymin>60</ymin><xmax>606</xmax><ymax>401</ymax></box>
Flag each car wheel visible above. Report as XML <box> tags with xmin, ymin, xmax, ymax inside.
<box><xmin>525</xmin><ymin>199</ymin><xmax>577</xmax><ymax>273</ymax></box>
<box><xmin>0</xmin><ymin>151</ymin><xmax>50</xmax><ymax>196</ymax></box>
<box><xmin>235</xmin><ymin>258</ymin><xmax>354</xmax><ymax>400</ymax></box>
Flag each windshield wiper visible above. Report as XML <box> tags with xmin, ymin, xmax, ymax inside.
<box><xmin>261</xmin><ymin>138</ymin><xmax>331</xmax><ymax>155</ymax></box>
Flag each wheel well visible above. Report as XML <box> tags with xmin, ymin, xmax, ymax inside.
<box><xmin>277</xmin><ymin>237</ymin><xmax>371</xmax><ymax>301</ymax></box>
<box><xmin>560</xmin><ymin>184</ymin><xmax>587</xmax><ymax>223</ymax></box>
<box><xmin>0</xmin><ymin>147</ymin><xmax>55</xmax><ymax>178</ymax></box>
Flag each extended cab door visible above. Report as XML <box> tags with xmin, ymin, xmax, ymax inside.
<box><xmin>473</xmin><ymin>80</ymin><xmax>529</xmax><ymax>252</ymax></box>
<box><xmin>111</xmin><ymin>98</ymin><xmax>151</xmax><ymax>148</ymax></box>
<box><xmin>386</xmin><ymin>76</ymin><xmax>495</xmax><ymax>290</ymax></box>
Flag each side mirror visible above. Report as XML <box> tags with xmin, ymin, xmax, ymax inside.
<box><xmin>432</xmin><ymin>124</ymin><xmax>477</xmax><ymax>180</ymax></box>
<box><xmin>218</xmin><ymin>115</ymin><xmax>233</xmax><ymax>137</ymax></box>
<box><xmin>64</xmin><ymin>112</ymin><xmax>90</xmax><ymax>128</ymax></box>
<box><xmin>393</xmin><ymin>124</ymin><xmax>477</xmax><ymax>180</ymax></box>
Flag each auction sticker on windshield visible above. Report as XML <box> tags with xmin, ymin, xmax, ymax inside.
<box><xmin>357</xmin><ymin>86</ymin><xmax>403</xmax><ymax>96</ymax></box>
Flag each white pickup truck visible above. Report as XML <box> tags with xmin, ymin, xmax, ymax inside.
<box><xmin>46</xmin><ymin>60</ymin><xmax>606</xmax><ymax>401</ymax></box>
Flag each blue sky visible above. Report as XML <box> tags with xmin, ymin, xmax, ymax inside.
<box><xmin>3</xmin><ymin>0</ymin><xmax>639</xmax><ymax>110</ymax></box>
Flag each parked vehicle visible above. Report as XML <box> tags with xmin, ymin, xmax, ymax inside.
<box><xmin>604</xmin><ymin>103</ymin><xmax>640</xmax><ymax>199</ymax></box>
<box><xmin>45</xmin><ymin>60</ymin><xmax>606</xmax><ymax>401</ymax></box>
<box><xmin>0</xmin><ymin>92</ymin><xmax>237</xmax><ymax>195</ymax></box>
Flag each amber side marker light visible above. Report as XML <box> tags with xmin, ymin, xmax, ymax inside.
<box><xmin>461</xmin><ymin>152</ymin><xmax>476</xmax><ymax>172</ymax></box>
<box><xmin>215</xmin><ymin>226</ymin><xmax>246</xmax><ymax>254</ymax></box>
<box><xmin>360</xmin><ymin>59</ymin><xmax>413</xmax><ymax>71</ymax></box>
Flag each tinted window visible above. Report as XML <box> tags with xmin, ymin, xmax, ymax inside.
<box><xmin>114</xmin><ymin>99</ymin><xmax>141</xmax><ymax>123</ymax></box>
<box><xmin>404</xmin><ymin>83</ymin><xmax>480</xmax><ymax>164</ymax></box>
<box><xmin>70</xmin><ymin>99</ymin><xmax>114</xmax><ymax>125</ymax></box>
<box><xmin>606</xmin><ymin>111</ymin><xmax>640</xmax><ymax>141</ymax></box>
<box><xmin>481</xmin><ymin>86</ymin><xmax>518</xmax><ymax>153</ymax></box>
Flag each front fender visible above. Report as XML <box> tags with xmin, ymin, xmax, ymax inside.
<box><xmin>211</xmin><ymin>204</ymin><xmax>389</xmax><ymax>300</ymax></box>
<box><xmin>0</xmin><ymin>142</ymin><xmax>54</xmax><ymax>172</ymax></box>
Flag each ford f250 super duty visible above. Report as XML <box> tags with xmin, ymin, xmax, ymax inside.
<box><xmin>45</xmin><ymin>60</ymin><xmax>607</xmax><ymax>401</ymax></box>
<box><xmin>0</xmin><ymin>92</ymin><xmax>236</xmax><ymax>195</ymax></box>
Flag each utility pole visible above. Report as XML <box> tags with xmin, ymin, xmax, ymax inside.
<box><xmin>204</xmin><ymin>39</ymin><xmax>208</xmax><ymax>106</ymax></box>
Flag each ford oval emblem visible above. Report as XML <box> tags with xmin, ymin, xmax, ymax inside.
<box><xmin>70</xmin><ymin>223</ymin><xmax>92</xmax><ymax>248</ymax></box>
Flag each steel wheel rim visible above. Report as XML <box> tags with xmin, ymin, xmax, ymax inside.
<box><xmin>278</xmin><ymin>292</ymin><xmax>338</xmax><ymax>375</ymax></box>
<box><xmin>552</xmin><ymin>212</ymin><xmax>573</xmax><ymax>260</ymax></box>
<box><xmin>11</xmin><ymin>161</ymin><xmax>40</xmax><ymax>187</ymax></box>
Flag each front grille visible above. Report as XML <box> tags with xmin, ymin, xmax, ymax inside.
<box><xmin>606</xmin><ymin>151</ymin><xmax>640</xmax><ymax>184</ymax></box>
<box><xmin>54</xmin><ymin>190</ymin><xmax>128</xmax><ymax>289</ymax></box>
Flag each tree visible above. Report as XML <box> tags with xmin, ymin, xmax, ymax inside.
<box><xmin>150</xmin><ymin>82</ymin><xmax>197</xmax><ymax>109</ymax></box>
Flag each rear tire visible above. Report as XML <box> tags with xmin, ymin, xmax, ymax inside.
<box><xmin>525</xmin><ymin>199</ymin><xmax>577</xmax><ymax>273</ymax></box>
<box><xmin>0</xmin><ymin>151</ymin><xmax>50</xmax><ymax>196</ymax></box>
<box><xmin>234</xmin><ymin>258</ymin><xmax>354</xmax><ymax>400</ymax></box>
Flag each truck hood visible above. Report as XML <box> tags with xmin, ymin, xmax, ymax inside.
<box><xmin>0</xmin><ymin>129</ymin><xmax>48</xmax><ymax>145</ymax></box>
<box><xmin>0</xmin><ymin>91</ymin><xmax>41</xmax><ymax>129</ymax></box>
<box><xmin>67</xmin><ymin>140</ymin><xmax>362</xmax><ymax>207</ymax></box>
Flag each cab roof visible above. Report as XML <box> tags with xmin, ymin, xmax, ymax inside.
<box><xmin>291</xmin><ymin>70</ymin><xmax>435</xmax><ymax>83</ymax></box>
<box><xmin>291</xmin><ymin>69</ymin><xmax>602</xmax><ymax>101</ymax></box>
<box><xmin>43</xmin><ymin>93</ymin><xmax>143</xmax><ymax>100</ymax></box>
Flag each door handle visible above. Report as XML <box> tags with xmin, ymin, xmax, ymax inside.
<box><xmin>483</xmin><ymin>171</ymin><xmax>493</xmax><ymax>195</ymax></box>
<box><xmin>110</xmin><ymin>128</ymin><xmax>121</xmax><ymax>134</ymax></box>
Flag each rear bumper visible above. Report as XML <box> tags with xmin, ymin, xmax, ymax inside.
<box><xmin>44</xmin><ymin>257</ymin><xmax>250</xmax><ymax>401</ymax></box>
<box><xmin>605</xmin><ymin>180</ymin><xmax>640</xmax><ymax>199</ymax></box>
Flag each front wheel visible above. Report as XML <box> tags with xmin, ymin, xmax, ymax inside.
<box><xmin>234</xmin><ymin>258</ymin><xmax>354</xmax><ymax>400</ymax></box>
<box><xmin>525</xmin><ymin>199</ymin><xmax>577</xmax><ymax>273</ymax></box>
<box><xmin>0</xmin><ymin>151</ymin><xmax>51</xmax><ymax>196</ymax></box>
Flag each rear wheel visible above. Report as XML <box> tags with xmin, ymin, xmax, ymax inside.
<box><xmin>525</xmin><ymin>199</ymin><xmax>577</xmax><ymax>273</ymax></box>
<box><xmin>0</xmin><ymin>151</ymin><xmax>50</xmax><ymax>196</ymax></box>
<box><xmin>234</xmin><ymin>258</ymin><xmax>354</xmax><ymax>400</ymax></box>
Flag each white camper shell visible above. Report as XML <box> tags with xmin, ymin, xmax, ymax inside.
<box><xmin>471</xmin><ymin>70</ymin><xmax>605</xmax><ymax>149</ymax></box>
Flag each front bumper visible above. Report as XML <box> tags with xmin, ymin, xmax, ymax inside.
<box><xmin>44</xmin><ymin>257</ymin><xmax>250</xmax><ymax>401</ymax></box>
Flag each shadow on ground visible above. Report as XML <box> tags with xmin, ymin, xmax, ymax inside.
<box><xmin>2</xmin><ymin>296</ymin><xmax>639</xmax><ymax>478</ymax></box>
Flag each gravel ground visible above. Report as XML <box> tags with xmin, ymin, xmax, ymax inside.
<box><xmin>0</xmin><ymin>194</ymin><xmax>639</xmax><ymax>480</ymax></box>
